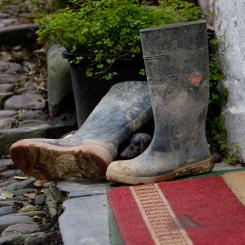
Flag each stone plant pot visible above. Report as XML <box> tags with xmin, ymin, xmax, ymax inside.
<box><xmin>63</xmin><ymin>50</ymin><xmax>145</xmax><ymax>126</ymax></box>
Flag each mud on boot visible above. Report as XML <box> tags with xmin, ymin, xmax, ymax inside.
<box><xmin>10</xmin><ymin>81</ymin><xmax>152</xmax><ymax>180</ymax></box>
<box><xmin>107</xmin><ymin>21</ymin><xmax>213</xmax><ymax>185</ymax></box>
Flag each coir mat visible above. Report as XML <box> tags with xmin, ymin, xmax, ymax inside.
<box><xmin>107</xmin><ymin>171</ymin><xmax>245</xmax><ymax>245</ymax></box>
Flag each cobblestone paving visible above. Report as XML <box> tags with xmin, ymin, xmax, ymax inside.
<box><xmin>0</xmin><ymin>158</ymin><xmax>63</xmax><ymax>244</ymax></box>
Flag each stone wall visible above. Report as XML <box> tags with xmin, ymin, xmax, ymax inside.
<box><xmin>199</xmin><ymin>0</ymin><xmax>245</xmax><ymax>160</ymax></box>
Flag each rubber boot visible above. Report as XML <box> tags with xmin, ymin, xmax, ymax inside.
<box><xmin>106</xmin><ymin>21</ymin><xmax>213</xmax><ymax>185</ymax></box>
<box><xmin>10</xmin><ymin>81</ymin><xmax>152</xmax><ymax>180</ymax></box>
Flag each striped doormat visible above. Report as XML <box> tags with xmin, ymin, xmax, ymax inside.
<box><xmin>108</xmin><ymin>171</ymin><xmax>245</xmax><ymax>245</ymax></box>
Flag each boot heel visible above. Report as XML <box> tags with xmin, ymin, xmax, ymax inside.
<box><xmin>177</xmin><ymin>159</ymin><xmax>214</xmax><ymax>177</ymax></box>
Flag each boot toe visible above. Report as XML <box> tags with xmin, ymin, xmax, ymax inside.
<box><xmin>106</xmin><ymin>160</ymin><xmax>137</xmax><ymax>183</ymax></box>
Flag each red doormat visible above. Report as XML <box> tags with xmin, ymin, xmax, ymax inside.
<box><xmin>108</xmin><ymin>171</ymin><xmax>245</xmax><ymax>245</ymax></box>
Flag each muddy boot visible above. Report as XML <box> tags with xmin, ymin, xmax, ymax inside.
<box><xmin>10</xmin><ymin>81</ymin><xmax>152</xmax><ymax>180</ymax></box>
<box><xmin>106</xmin><ymin>21</ymin><xmax>213</xmax><ymax>184</ymax></box>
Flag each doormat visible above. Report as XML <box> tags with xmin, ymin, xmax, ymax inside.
<box><xmin>107</xmin><ymin>171</ymin><xmax>245</xmax><ymax>245</ymax></box>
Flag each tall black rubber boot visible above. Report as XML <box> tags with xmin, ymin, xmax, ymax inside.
<box><xmin>10</xmin><ymin>81</ymin><xmax>152</xmax><ymax>180</ymax></box>
<box><xmin>106</xmin><ymin>21</ymin><xmax>213</xmax><ymax>184</ymax></box>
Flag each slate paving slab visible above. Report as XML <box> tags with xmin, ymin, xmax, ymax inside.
<box><xmin>18</xmin><ymin>110</ymin><xmax>47</xmax><ymax>121</ymax></box>
<box><xmin>0</xmin><ymin>117</ymin><xmax>16</xmax><ymax>129</ymax></box>
<box><xmin>0</xmin><ymin>13</ymin><xmax>10</xmax><ymax>19</ymax></box>
<box><xmin>18</xmin><ymin>119</ymin><xmax>46</xmax><ymax>127</ymax></box>
<box><xmin>0</xmin><ymin>159</ymin><xmax>14</xmax><ymax>168</ymax></box>
<box><xmin>14</xmin><ymin>211</ymin><xmax>47</xmax><ymax>218</ymax></box>
<box><xmin>59</xmin><ymin>194</ymin><xmax>110</xmax><ymax>245</ymax></box>
<box><xmin>0</xmin><ymin>234</ymin><xmax>25</xmax><ymax>244</ymax></box>
<box><xmin>0</xmin><ymin>18</ymin><xmax>16</xmax><ymax>27</ymax></box>
<box><xmin>0</xmin><ymin>214</ymin><xmax>34</xmax><ymax>232</ymax></box>
<box><xmin>4</xmin><ymin>177</ymin><xmax>36</xmax><ymax>191</ymax></box>
<box><xmin>56</xmin><ymin>181</ymin><xmax>110</xmax><ymax>244</ymax></box>
<box><xmin>0</xmin><ymin>61</ymin><xmax>22</xmax><ymax>74</ymax></box>
<box><xmin>56</xmin><ymin>181</ymin><xmax>106</xmax><ymax>198</ymax></box>
<box><xmin>0</xmin><ymin>110</ymin><xmax>17</xmax><ymax>119</ymax></box>
<box><xmin>1</xmin><ymin>223</ymin><xmax>40</xmax><ymax>236</ymax></box>
<box><xmin>0</xmin><ymin>84</ymin><xmax>14</xmax><ymax>93</ymax></box>
<box><xmin>0</xmin><ymin>201</ymin><xmax>29</xmax><ymax>208</ymax></box>
<box><xmin>0</xmin><ymin>92</ymin><xmax>13</xmax><ymax>103</ymax></box>
<box><xmin>0</xmin><ymin>74</ymin><xmax>19</xmax><ymax>84</ymax></box>
<box><xmin>212</xmin><ymin>162</ymin><xmax>243</xmax><ymax>172</ymax></box>
<box><xmin>0</xmin><ymin>232</ymin><xmax>47</xmax><ymax>245</ymax></box>
<box><xmin>0</xmin><ymin>206</ymin><xmax>15</xmax><ymax>217</ymax></box>
<box><xmin>4</xmin><ymin>93</ymin><xmax>46</xmax><ymax>110</ymax></box>
<box><xmin>0</xmin><ymin>180</ymin><xmax>18</xmax><ymax>188</ymax></box>
<box><xmin>34</xmin><ymin>194</ymin><xmax>45</xmax><ymax>206</ymax></box>
<box><xmin>12</xmin><ymin>188</ymin><xmax>37</xmax><ymax>197</ymax></box>
<box><xmin>0</xmin><ymin>169</ymin><xmax>22</xmax><ymax>178</ymax></box>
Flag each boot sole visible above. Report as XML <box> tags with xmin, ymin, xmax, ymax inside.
<box><xmin>107</xmin><ymin>158</ymin><xmax>213</xmax><ymax>185</ymax></box>
<box><xmin>10</xmin><ymin>140</ymin><xmax>112</xmax><ymax>180</ymax></box>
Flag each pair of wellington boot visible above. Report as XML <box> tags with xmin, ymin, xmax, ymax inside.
<box><xmin>10</xmin><ymin>20</ymin><xmax>213</xmax><ymax>184</ymax></box>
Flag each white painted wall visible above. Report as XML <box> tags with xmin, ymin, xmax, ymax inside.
<box><xmin>199</xmin><ymin>0</ymin><xmax>245</xmax><ymax>159</ymax></box>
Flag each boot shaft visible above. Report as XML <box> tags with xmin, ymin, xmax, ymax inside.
<box><xmin>67</xmin><ymin>81</ymin><xmax>153</xmax><ymax>155</ymax></box>
<box><xmin>140</xmin><ymin>21</ymin><xmax>209</xmax><ymax>145</ymax></box>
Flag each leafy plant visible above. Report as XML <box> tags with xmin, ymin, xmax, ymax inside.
<box><xmin>0</xmin><ymin>0</ymin><xmax>11</xmax><ymax>10</ymax></box>
<box><xmin>36</xmin><ymin>0</ymin><xmax>228</xmax><ymax>154</ymax></box>
<box><xmin>36</xmin><ymin>0</ymin><xmax>201</xmax><ymax>79</ymax></box>
<box><xmin>224</xmin><ymin>144</ymin><xmax>242</xmax><ymax>165</ymax></box>
<box><xmin>207</xmin><ymin>31</ymin><xmax>228</xmax><ymax>153</ymax></box>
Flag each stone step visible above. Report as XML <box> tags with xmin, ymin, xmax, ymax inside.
<box><xmin>4</xmin><ymin>93</ymin><xmax>46</xmax><ymax>111</ymax></box>
<box><xmin>0</xmin><ymin>23</ymin><xmax>38</xmax><ymax>46</ymax></box>
<box><xmin>56</xmin><ymin>181</ymin><xmax>109</xmax><ymax>245</ymax></box>
<box><xmin>0</xmin><ymin>84</ymin><xmax>14</xmax><ymax>93</ymax></box>
<box><xmin>212</xmin><ymin>162</ymin><xmax>243</xmax><ymax>172</ymax></box>
<box><xmin>56</xmin><ymin>181</ymin><xmax>106</xmax><ymax>198</ymax></box>
<box><xmin>0</xmin><ymin>61</ymin><xmax>22</xmax><ymax>74</ymax></box>
<box><xmin>0</xmin><ymin>115</ymin><xmax>76</xmax><ymax>155</ymax></box>
<box><xmin>0</xmin><ymin>118</ymin><xmax>17</xmax><ymax>129</ymax></box>
<box><xmin>0</xmin><ymin>74</ymin><xmax>20</xmax><ymax>84</ymax></box>
<box><xmin>0</xmin><ymin>92</ymin><xmax>13</xmax><ymax>105</ymax></box>
<box><xmin>0</xmin><ymin>110</ymin><xmax>17</xmax><ymax>119</ymax></box>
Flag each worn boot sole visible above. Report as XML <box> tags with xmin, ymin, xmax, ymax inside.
<box><xmin>10</xmin><ymin>140</ymin><xmax>113</xmax><ymax>180</ymax></box>
<box><xmin>107</xmin><ymin>158</ymin><xmax>213</xmax><ymax>185</ymax></box>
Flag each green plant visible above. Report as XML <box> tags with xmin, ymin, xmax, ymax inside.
<box><xmin>206</xmin><ymin>31</ymin><xmax>228</xmax><ymax>153</ymax></box>
<box><xmin>36</xmin><ymin>0</ymin><xmax>228</xmax><ymax>153</ymax></box>
<box><xmin>36</xmin><ymin>0</ymin><xmax>201</xmax><ymax>80</ymax></box>
<box><xmin>224</xmin><ymin>144</ymin><xmax>242</xmax><ymax>165</ymax></box>
<box><xmin>0</xmin><ymin>0</ymin><xmax>11</xmax><ymax>10</ymax></box>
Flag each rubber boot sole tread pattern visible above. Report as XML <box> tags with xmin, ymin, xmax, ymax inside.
<box><xmin>10</xmin><ymin>142</ymin><xmax>108</xmax><ymax>180</ymax></box>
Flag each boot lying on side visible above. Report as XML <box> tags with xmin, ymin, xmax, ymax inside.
<box><xmin>10</xmin><ymin>81</ymin><xmax>152</xmax><ymax>180</ymax></box>
<box><xmin>107</xmin><ymin>21</ymin><xmax>214</xmax><ymax>185</ymax></box>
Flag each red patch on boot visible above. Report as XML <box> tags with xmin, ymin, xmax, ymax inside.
<box><xmin>188</xmin><ymin>72</ymin><xmax>203</xmax><ymax>87</ymax></box>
